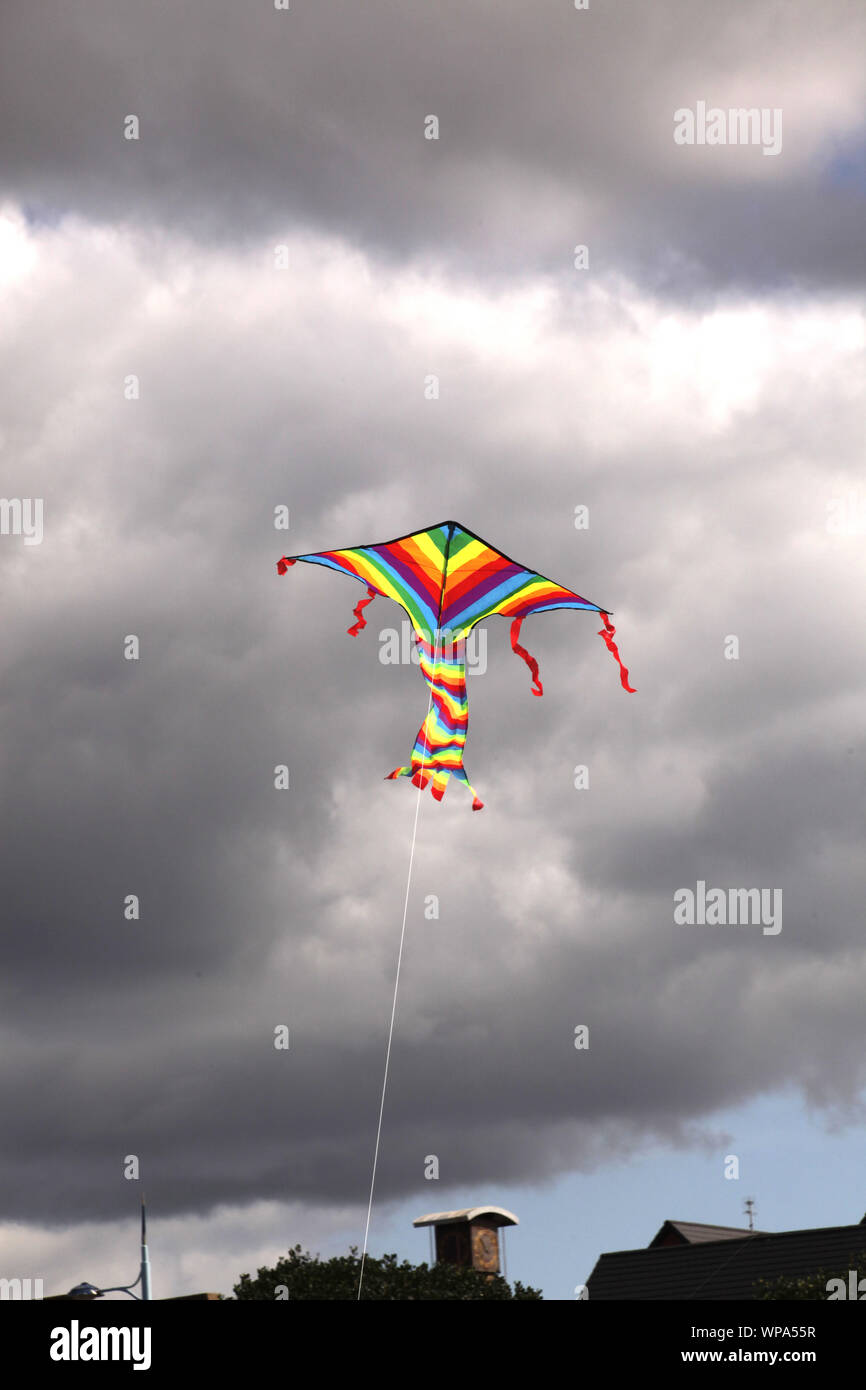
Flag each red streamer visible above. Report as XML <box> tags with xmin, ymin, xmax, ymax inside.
<box><xmin>510</xmin><ymin>618</ymin><xmax>543</xmax><ymax>696</ymax></box>
<box><xmin>598</xmin><ymin>612</ymin><xmax>636</xmax><ymax>692</ymax></box>
<box><xmin>347</xmin><ymin>585</ymin><xmax>377</xmax><ymax>636</ymax></box>
<box><xmin>276</xmin><ymin>556</ymin><xmax>297</xmax><ymax>575</ymax></box>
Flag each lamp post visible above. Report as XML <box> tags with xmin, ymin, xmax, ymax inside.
<box><xmin>64</xmin><ymin>1197</ymin><xmax>151</xmax><ymax>1301</ymax></box>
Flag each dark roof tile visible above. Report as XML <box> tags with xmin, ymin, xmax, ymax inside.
<box><xmin>587</xmin><ymin>1223</ymin><xmax>866</xmax><ymax>1300</ymax></box>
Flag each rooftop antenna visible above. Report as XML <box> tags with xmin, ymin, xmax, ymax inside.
<box><xmin>744</xmin><ymin>1197</ymin><xmax>756</xmax><ymax>1232</ymax></box>
<box><xmin>140</xmin><ymin>1193</ymin><xmax>152</xmax><ymax>1300</ymax></box>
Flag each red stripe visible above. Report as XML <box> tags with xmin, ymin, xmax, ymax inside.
<box><xmin>388</xmin><ymin>539</ymin><xmax>443</xmax><ymax>608</ymax></box>
<box><xmin>445</xmin><ymin>551</ymin><xmax>513</xmax><ymax>612</ymax></box>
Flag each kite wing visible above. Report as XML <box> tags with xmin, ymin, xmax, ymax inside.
<box><xmin>277</xmin><ymin>520</ymin><xmax>634</xmax><ymax>808</ymax></box>
<box><xmin>440</xmin><ymin>521</ymin><xmax>601</xmax><ymax>635</ymax></box>
<box><xmin>436</xmin><ymin>521</ymin><xmax>636</xmax><ymax>697</ymax></box>
<box><xmin>277</xmin><ymin>523</ymin><xmax>453</xmax><ymax>640</ymax></box>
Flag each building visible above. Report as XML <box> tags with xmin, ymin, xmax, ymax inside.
<box><xmin>586</xmin><ymin>1213</ymin><xmax>866</xmax><ymax>1300</ymax></box>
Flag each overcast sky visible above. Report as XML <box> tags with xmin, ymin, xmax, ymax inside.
<box><xmin>1</xmin><ymin>0</ymin><xmax>864</xmax><ymax>1299</ymax></box>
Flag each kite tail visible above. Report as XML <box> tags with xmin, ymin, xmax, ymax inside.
<box><xmin>277</xmin><ymin>558</ymin><xmax>376</xmax><ymax>637</ymax></box>
<box><xmin>387</xmin><ymin>635</ymin><xmax>483</xmax><ymax>810</ymax></box>
<box><xmin>598</xmin><ymin>612</ymin><xmax>636</xmax><ymax>692</ymax></box>
<box><xmin>510</xmin><ymin>619</ymin><xmax>543</xmax><ymax>696</ymax></box>
<box><xmin>347</xmin><ymin>585</ymin><xmax>377</xmax><ymax>637</ymax></box>
<box><xmin>386</xmin><ymin>764</ymin><xmax>483</xmax><ymax>810</ymax></box>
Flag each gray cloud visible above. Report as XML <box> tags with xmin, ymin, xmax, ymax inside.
<box><xmin>0</xmin><ymin>213</ymin><xmax>864</xmax><ymax>1237</ymax></box>
<box><xmin>0</xmin><ymin>4</ymin><xmax>864</xmax><ymax>1283</ymax></box>
<box><xmin>0</xmin><ymin>1</ymin><xmax>863</xmax><ymax>291</ymax></box>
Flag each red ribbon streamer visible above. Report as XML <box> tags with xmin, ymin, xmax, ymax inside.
<box><xmin>276</xmin><ymin>556</ymin><xmax>297</xmax><ymax>574</ymax></box>
<box><xmin>347</xmin><ymin>585</ymin><xmax>377</xmax><ymax>636</ymax></box>
<box><xmin>510</xmin><ymin>619</ymin><xmax>543</xmax><ymax>696</ymax></box>
<box><xmin>598</xmin><ymin>612</ymin><xmax>636</xmax><ymax>692</ymax></box>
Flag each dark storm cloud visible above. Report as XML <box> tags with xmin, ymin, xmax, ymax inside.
<box><xmin>0</xmin><ymin>210</ymin><xmax>864</xmax><ymax>1229</ymax></box>
<box><xmin>0</xmin><ymin>0</ymin><xmax>864</xmax><ymax>292</ymax></box>
<box><xmin>1</xmin><ymin>0</ymin><xmax>865</xmax><ymax>1269</ymax></box>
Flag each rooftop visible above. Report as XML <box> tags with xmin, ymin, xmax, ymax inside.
<box><xmin>587</xmin><ymin>1217</ymin><xmax>866</xmax><ymax>1300</ymax></box>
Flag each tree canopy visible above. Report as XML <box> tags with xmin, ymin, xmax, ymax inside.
<box><xmin>753</xmin><ymin>1250</ymin><xmax>866</xmax><ymax>1300</ymax></box>
<box><xmin>233</xmin><ymin>1245</ymin><xmax>543</xmax><ymax>1300</ymax></box>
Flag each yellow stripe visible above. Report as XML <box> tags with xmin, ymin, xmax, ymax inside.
<box><xmin>446</xmin><ymin>538</ymin><xmax>487</xmax><ymax>579</ymax></box>
<box><xmin>412</xmin><ymin>529</ymin><xmax>449</xmax><ymax>574</ymax></box>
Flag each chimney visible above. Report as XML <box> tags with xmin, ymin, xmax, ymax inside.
<box><xmin>413</xmin><ymin>1205</ymin><xmax>518</xmax><ymax>1275</ymax></box>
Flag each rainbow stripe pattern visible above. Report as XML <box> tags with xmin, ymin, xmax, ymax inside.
<box><xmin>278</xmin><ymin>520</ymin><xmax>634</xmax><ymax>809</ymax></box>
<box><xmin>385</xmin><ymin>634</ymin><xmax>482</xmax><ymax>808</ymax></box>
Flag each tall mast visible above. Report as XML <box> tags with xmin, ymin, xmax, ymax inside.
<box><xmin>140</xmin><ymin>1194</ymin><xmax>152</xmax><ymax>1300</ymax></box>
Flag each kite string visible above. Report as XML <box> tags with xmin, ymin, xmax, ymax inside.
<box><xmin>357</xmin><ymin>630</ymin><xmax>437</xmax><ymax>1300</ymax></box>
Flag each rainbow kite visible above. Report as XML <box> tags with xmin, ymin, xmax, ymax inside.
<box><xmin>278</xmin><ymin>520</ymin><xmax>634</xmax><ymax>809</ymax></box>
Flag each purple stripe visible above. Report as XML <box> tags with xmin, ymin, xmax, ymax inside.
<box><xmin>375</xmin><ymin>542</ymin><xmax>443</xmax><ymax>615</ymax></box>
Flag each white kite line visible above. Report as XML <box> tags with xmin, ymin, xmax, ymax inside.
<box><xmin>357</xmin><ymin>636</ymin><xmax>437</xmax><ymax>1300</ymax></box>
